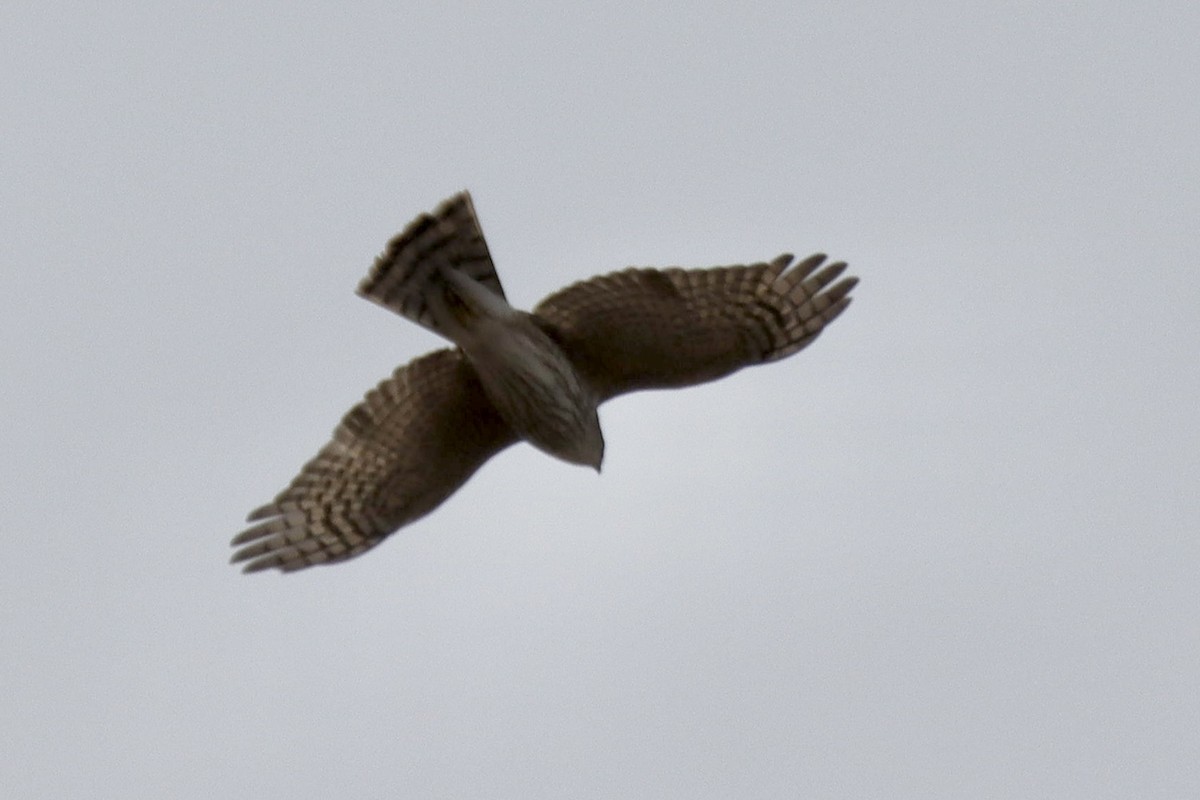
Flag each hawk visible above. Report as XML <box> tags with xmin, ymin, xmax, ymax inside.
<box><xmin>231</xmin><ymin>192</ymin><xmax>857</xmax><ymax>572</ymax></box>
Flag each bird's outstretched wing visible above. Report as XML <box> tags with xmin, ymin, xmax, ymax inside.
<box><xmin>231</xmin><ymin>349</ymin><xmax>515</xmax><ymax>572</ymax></box>
<box><xmin>532</xmin><ymin>253</ymin><xmax>856</xmax><ymax>400</ymax></box>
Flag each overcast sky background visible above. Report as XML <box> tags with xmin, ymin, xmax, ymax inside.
<box><xmin>3</xmin><ymin>2</ymin><xmax>1198</xmax><ymax>797</ymax></box>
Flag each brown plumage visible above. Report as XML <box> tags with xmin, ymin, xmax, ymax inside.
<box><xmin>232</xmin><ymin>192</ymin><xmax>857</xmax><ymax>572</ymax></box>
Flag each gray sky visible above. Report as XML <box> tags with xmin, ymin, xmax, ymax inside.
<box><xmin>3</xmin><ymin>2</ymin><xmax>1198</xmax><ymax>797</ymax></box>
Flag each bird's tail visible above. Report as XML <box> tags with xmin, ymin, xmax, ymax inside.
<box><xmin>357</xmin><ymin>191</ymin><xmax>506</xmax><ymax>338</ymax></box>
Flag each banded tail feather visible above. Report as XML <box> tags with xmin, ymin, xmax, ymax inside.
<box><xmin>357</xmin><ymin>191</ymin><xmax>505</xmax><ymax>337</ymax></box>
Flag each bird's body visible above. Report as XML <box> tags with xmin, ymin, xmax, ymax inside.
<box><xmin>232</xmin><ymin>192</ymin><xmax>857</xmax><ymax>572</ymax></box>
<box><xmin>453</xmin><ymin>308</ymin><xmax>603</xmax><ymax>469</ymax></box>
<box><xmin>355</xmin><ymin>193</ymin><xmax>604</xmax><ymax>469</ymax></box>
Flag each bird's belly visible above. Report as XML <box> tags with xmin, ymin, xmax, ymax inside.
<box><xmin>461</xmin><ymin>323</ymin><xmax>598</xmax><ymax>466</ymax></box>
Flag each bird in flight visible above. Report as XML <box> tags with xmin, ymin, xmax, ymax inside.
<box><xmin>231</xmin><ymin>192</ymin><xmax>857</xmax><ymax>572</ymax></box>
